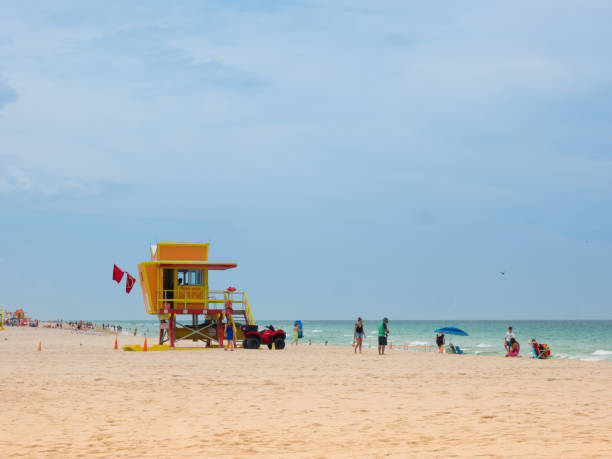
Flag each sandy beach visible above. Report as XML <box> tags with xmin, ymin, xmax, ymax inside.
<box><xmin>1</xmin><ymin>327</ymin><xmax>611</xmax><ymax>458</ymax></box>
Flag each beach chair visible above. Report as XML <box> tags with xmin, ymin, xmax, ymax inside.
<box><xmin>448</xmin><ymin>343</ymin><xmax>464</xmax><ymax>355</ymax></box>
<box><xmin>529</xmin><ymin>339</ymin><xmax>551</xmax><ymax>359</ymax></box>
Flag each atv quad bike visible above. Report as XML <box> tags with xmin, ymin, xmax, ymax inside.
<box><xmin>242</xmin><ymin>324</ymin><xmax>286</xmax><ymax>350</ymax></box>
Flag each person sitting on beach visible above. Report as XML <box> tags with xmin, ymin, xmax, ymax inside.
<box><xmin>353</xmin><ymin>317</ymin><xmax>365</xmax><ymax>354</ymax></box>
<box><xmin>436</xmin><ymin>332</ymin><xmax>445</xmax><ymax>354</ymax></box>
<box><xmin>505</xmin><ymin>337</ymin><xmax>520</xmax><ymax>357</ymax></box>
<box><xmin>504</xmin><ymin>326</ymin><xmax>515</xmax><ymax>352</ymax></box>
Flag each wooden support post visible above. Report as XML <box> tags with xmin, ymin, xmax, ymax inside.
<box><xmin>192</xmin><ymin>314</ymin><xmax>198</xmax><ymax>342</ymax></box>
<box><xmin>170</xmin><ymin>315</ymin><xmax>175</xmax><ymax>348</ymax></box>
<box><xmin>217</xmin><ymin>317</ymin><xmax>223</xmax><ymax>348</ymax></box>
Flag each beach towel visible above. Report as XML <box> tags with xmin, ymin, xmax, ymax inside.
<box><xmin>296</xmin><ymin>320</ymin><xmax>303</xmax><ymax>339</ymax></box>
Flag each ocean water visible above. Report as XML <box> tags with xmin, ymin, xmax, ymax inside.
<box><xmin>91</xmin><ymin>319</ymin><xmax>612</xmax><ymax>362</ymax></box>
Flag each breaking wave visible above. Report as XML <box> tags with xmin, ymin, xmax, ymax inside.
<box><xmin>593</xmin><ymin>349</ymin><xmax>612</xmax><ymax>356</ymax></box>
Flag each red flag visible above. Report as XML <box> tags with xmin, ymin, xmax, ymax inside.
<box><xmin>113</xmin><ymin>264</ymin><xmax>124</xmax><ymax>283</ymax></box>
<box><xmin>126</xmin><ymin>273</ymin><xmax>136</xmax><ymax>293</ymax></box>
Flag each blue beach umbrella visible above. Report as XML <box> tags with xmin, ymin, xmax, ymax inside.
<box><xmin>434</xmin><ymin>327</ymin><xmax>469</xmax><ymax>336</ymax></box>
<box><xmin>435</xmin><ymin>327</ymin><xmax>468</xmax><ymax>354</ymax></box>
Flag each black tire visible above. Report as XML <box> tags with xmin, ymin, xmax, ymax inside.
<box><xmin>273</xmin><ymin>338</ymin><xmax>285</xmax><ymax>350</ymax></box>
<box><xmin>242</xmin><ymin>339</ymin><xmax>248</xmax><ymax>349</ymax></box>
<box><xmin>246</xmin><ymin>336</ymin><xmax>260</xmax><ymax>349</ymax></box>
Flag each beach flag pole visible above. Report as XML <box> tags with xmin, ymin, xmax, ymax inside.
<box><xmin>114</xmin><ymin>336</ymin><xmax>118</xmax><ymax>350</ymax></box>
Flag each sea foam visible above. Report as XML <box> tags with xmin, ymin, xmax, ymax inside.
<box><xmin>592</xmin><ymin>349</ymin><xmax>612</xmax><ymax>356</ymax></box>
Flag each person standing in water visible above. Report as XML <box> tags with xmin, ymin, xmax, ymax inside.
<box><xmin>353</xmin><ymin>317</ymin><xmax>365</xmax><ymax>354</ymax></box>
<box><xmin>504</xmin><ymin>326</ymin><xmax>515</xmax><ymax>353</ymax></box>
<box><xmin>378</xmin><ymin>318</ymin><xmax>389</xmax><ymax>355</ymax></box>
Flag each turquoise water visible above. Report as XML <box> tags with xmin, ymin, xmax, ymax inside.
<box><xmin>91</xmin><ymin>320</ymin><xmax>612</xmax><ymax>361</ymax></box>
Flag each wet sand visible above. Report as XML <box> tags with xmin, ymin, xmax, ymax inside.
<box><xmin>1</xmin><ymin>327</ymin><xmax>611</xmax><ymax>458</ymax></box>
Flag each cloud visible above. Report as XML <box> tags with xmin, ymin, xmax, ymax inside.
<box><xmin>0</xmin><ymin>80</ymin><xmax>17</xmax><ymax>110</ymax></box>
<box><xmin>0</xmin><ymin>1</ymin><xmax>611</xmax><ymax>204</ymax></box>
<box><xmin>0</xmin><ymin>165</ymin><xmax>74</xmax><ymax>195</ymax></box>
<box><xmin>0</xmin><ymin>157</ymin><xmax>107</xmax><ymax>196</ymax></box>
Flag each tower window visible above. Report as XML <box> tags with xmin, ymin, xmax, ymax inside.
<box><xmin>177</xmin><ymin>269</ymin><xmax>203</xmax><ymax>286</ymax></box>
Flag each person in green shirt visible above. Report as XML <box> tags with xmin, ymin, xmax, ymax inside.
<box><xmin>378</xmin><ymin>317</ymin><xmax>389</xmax><ymax>355</ymax></box>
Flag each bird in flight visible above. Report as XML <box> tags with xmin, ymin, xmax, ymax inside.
<box><xmin>499</xmin><ymin>271</ymin><xmax>505</xmax><ymax>275</ymax></box>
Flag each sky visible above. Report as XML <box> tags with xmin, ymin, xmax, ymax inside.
<box><xmin>0</xmin><ymin>1</ymin><xmax>611</xmax><ymax>320</ymax></box>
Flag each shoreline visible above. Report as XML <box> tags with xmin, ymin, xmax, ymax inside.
<box><xmin>7</xmin><ymin>325</ymin><xmax>612</xmax><ymax>363</ymax></box>
<box><xmin>17</xmin><ymin>319</ymin><xmax>612</xmax><ymax>362</ymax></box>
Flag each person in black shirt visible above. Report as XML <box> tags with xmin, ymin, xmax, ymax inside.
<box><xmin>353</xmin><ymin>317</ymin><xmax>365</xmax><ymax>354</ymax></box>
<box><xmin>436</xmin><ymin>332</ymin><xmax>445</xmax><ymax>354</ymax></box>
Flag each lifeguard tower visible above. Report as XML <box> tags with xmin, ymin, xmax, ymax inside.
<box><xmin>137</xmin><ymin>243</ymin><xmax>255</xmax><ymax>348</ymax></box>
<box><xmin>11</xmin><ymin>309</ymin><xmax>29</xmax><ymax>326</ymax></box>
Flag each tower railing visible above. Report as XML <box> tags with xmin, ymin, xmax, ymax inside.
<box><xmin>207</xmin><ymin>290</ymin><xmax>253</xmax><ymax>325</ymax></box>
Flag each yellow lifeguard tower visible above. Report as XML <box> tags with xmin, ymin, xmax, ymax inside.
<box><xmin>11</xmin><ymin>309</ymin><xmax>30</xmax><ymax>326</ymax></box>
<box><xmin>137</xmin><ymin>243</ymin><xmax>254</xmax><ymax>348</ymax></box>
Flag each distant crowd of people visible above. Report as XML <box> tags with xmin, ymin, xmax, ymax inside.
<box><xmin>36</xmin><ymin>320</ymin><xmax>149</xmax><ymax>337</ymax></box>
<box><xmin>40</xmin><ymin>320</ymin><xmax>133</xmax><ymax>334</ymax></box>
<box><xmin>43</xmin><ymin>320</ymin><xmax>96</xmax><ymax>331</ymax></box>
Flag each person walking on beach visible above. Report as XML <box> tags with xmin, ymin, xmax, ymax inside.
<box><xmin>353</xmin><ymin>317</ymin><xmax>365</xmax><ymax>354</ymax></box>
<box><xmin>378</xmin><ymin>318</ymin><xmax>389</xmax><ymax>355</ymax></box>
<box><xmin>436</xmin><ymin>332</ymin><xmax>445</xmax><ymax>353</ymax></box>
<box><xmin>504</xmin><ymin>326</ymin><xmax>515</xmax><ymax>353</ymax></box>
<box><xmin>224</xmin><ymin>320</ymin><xmax>236</xmax><ymax>351</ymax></box>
